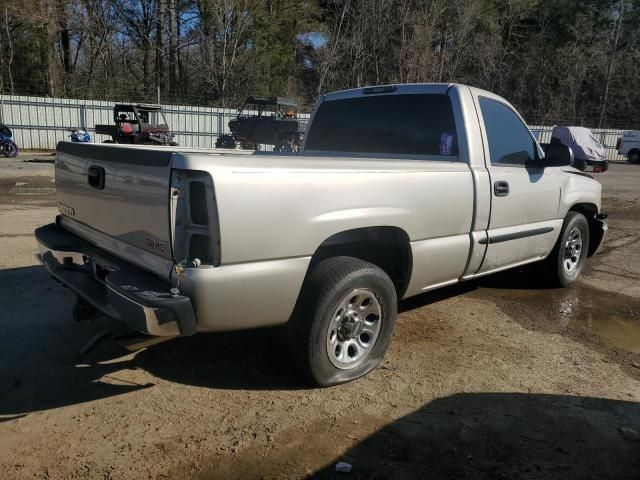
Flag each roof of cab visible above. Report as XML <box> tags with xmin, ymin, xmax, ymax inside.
<box><xmin>323</xmin><ymin>83</ymin><xmax>454</xmax><ymax>102</ymax></box>
<box><xmin>321</xmin><ymin>83</ymin><xmax>514</xmax><ymax>109</ymax></box>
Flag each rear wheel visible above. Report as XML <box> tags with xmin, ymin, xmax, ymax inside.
<box><xmin>285</xmin><ymin>256</ymin><xmax>397</xmax><ymax>387</ymax></box>
<box><xmin>215</xmin><ymin>134</ymin><xmax>236</xmax><ymax>149</ymax></box>
<box><xmin>629</xmin><ymin>150</ymin><xmax>640</xmax><ymax>164</ymax></box>
<box><xmin>542</xmin><ymin>212</ymin><xmax>590</xmax><ymax>287</ymax></box>
<box><xmin>2</xmin><ymin>141</ymin><xmax>18</xmax><ymax>158</ymax></box>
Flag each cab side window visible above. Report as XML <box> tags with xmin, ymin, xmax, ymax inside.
<box><xmin>479</xmin><ymin>97</ymin><xmax>537</xmax><ymax>166</ymax></box>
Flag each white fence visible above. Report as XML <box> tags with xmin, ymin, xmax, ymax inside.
<box><xmin>0</xmin><ymin>94</ymin><xmax>628</xmax><ymax>161</ymax></box>
<box><xmin>0</xmin><ymin>94</ymin><xmax>310</xmax><ymax>150</ymax></box>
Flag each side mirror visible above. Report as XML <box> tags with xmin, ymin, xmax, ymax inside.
<box><xmin>543</xmin><ymin>144</ymin><xmax>574</xmax><ymax>167</ymax></box>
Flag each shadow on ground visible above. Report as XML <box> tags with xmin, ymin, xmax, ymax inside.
<box><xmin>0</xmin><ymin>265</ymin><xmax>482</xmax><ymax>416</ymax></box>
<box><xmin>2</xmin><ymin>263</ymin><xmax>639</xmax><ymax>418</ymax></box>
<box><xmin>0</xmin><ymin>266</ymin><xmax>154</xmax><ymax>417</ymax></box>
<box><xmin>309</xmin><ymin>392</ymin><xmax>640</xmax><ymax>480</ymax></box>
<box><xmin>0</xmin><ymin>265</ymin><xmax>315</xmax><ymax>417</ymax></box>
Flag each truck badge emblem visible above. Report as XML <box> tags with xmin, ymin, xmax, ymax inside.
<box><xmin>57</xmin><ymin>202</ymin><xmax>75</xmax><ymax>217</ymax></box>
<box><xmin>145</xmin><ymin>237</ymin><xmax>167</xmax><ymax>253</ymax></box>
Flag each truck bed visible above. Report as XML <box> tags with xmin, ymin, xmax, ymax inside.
<box><xmin>54</xmin><ymin>141</ymin><xmax>474</xmax><ymax>283</ymax></box>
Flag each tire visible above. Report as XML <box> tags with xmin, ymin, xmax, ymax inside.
<box><xmin>2</xmin><ymin>141</ymin><xmax>18</xmax><ymax>158</ymax></box>
<box><xmin>285</xmin><ymin>256</ymin><xmax>398</xmax><ymax>387</ymax></box>
<box><xmin>573</xmin><ymin>158</ymin><xmax>587</xmax><ymax>171</ymax></box>
<box><xmin>629</xmin><ymin>150</ymin><xmax>640</xmax><ymax>164</ymax></box>
<box><xmin>215</xmin><ymin>134</ymin><xmax>236</xmax><ymax>149</ymax></box>
<box><xmin>543</xmin><ymin>212</ymin><xmax>590</xmax><ymax>287</ymax></box>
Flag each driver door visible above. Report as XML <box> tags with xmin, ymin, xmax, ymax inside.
<box><xmin>476</xmin><ymin>97</ymin><xmax>563</xmax><ymax>274</ymax></box>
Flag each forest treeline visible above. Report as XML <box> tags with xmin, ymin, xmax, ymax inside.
<box><xmin>0</xmin><ymin>0</ymin><xmax>637</xmax><ymax>127</ymax></box>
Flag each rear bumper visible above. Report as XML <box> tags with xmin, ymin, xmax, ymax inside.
<box><xmin>35</xmin><ymin>222</ymin><xmax>196</xmax><ymax>336</ymax></box>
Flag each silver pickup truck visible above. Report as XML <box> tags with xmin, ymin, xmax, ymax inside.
<box><xmin>35</xmin><ymin>84</ymin><xmax>607</xmax><ymax>386</ymax></box>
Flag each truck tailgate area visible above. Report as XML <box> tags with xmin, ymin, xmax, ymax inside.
<box><xmin>55</xmin><ymin>143</ymin><xmax>175</xmax><ymax>268</ymax></box>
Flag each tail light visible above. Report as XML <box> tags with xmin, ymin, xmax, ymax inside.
<box><xmin>169</xmin><ymin>169</ymin><xmax>220</xmax><ymax>266</ymax></box>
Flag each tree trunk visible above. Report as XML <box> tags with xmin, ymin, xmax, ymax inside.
<box><xmin>155</xmin><ymin>0</ymin><xmax>166</xmax><ymax>101</ymax></box>
<box><xmin>598</xmin><ymin>0</ymin><xmax>624</xmax><ymax>129</ymax></box>
<box><xmin>3</xmin><ymin>8</ymin><xmax>14</xmax><ymax>94</ymax></box>
<box><xmin>55</xmin><ymin>0</ymin><xmax>72</xmax><ymax>95</ymax></box>
<box><xmin>177</xmin><ymin>4</ymin><xmax>185</xmax><ymax>98</ymax></box>
<box><xmin>39</xmin><ymin>24</ymin><xmax>56</xmax><ymax>96</ymax></box>
<box><xmin>143</xmin><ymin>45</ymin><xmax>151</xmax><ymax>98</ymax></box>
<box><xmin>168</xmin><ymin>0</ymin><xmax>177</xmax><ymax>101</ymax></box>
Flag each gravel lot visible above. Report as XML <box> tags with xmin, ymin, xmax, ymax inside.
<box><xmin>1</xmin><ymin>155</ymin><xmax>639</xmax><ymax>479</ymax></box>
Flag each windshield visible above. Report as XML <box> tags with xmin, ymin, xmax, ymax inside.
<box><xmin>139</xmin><ymin>110</ymin><xmax>168</xmax><ymax>128</ymax></box>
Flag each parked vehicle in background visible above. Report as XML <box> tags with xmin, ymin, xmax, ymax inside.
<box><xmin>617</xmin><ymin>131</ymin><xmax>640</xmax><ymax>163</ymax></box>
<box><xmin>95</xmin><ymin>104</ymin><xmax>177</xmax><ymax>146</ymax></box>
<box><xmin>36</xmin><ymin>83</ymin><xmax>607</xmax><ymax>387</ymax></box>
<box><xmin>550</xmin><ymin>126</ymin><xmax>608</xmax><ymax>172</ymax></box>
<box><xmin>0</xmin><ymin>123</ymin><xmax>18</xmax><ymax>158</ymax></box>
<box><xmin>216</xmin><ymin>96</ymin><xmax>302</xmax><ymax>152</ymax></box>
<box><xmin>69</xmin><ymin>128</ymin><xmax>91</xmax><ymax>143</ymax></box>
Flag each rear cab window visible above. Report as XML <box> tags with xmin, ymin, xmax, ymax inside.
<box><xmin>304</xmin><ymin>93</ymin><xmax>459</xmax><ymax>159</ymax></box>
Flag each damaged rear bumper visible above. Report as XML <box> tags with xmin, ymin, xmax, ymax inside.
<box><xmin>35</xmin><ymin>221</ymin><xmax>196</xmax><ymax>336</ymax></box>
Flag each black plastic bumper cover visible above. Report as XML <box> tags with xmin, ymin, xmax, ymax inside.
<box><xmin>588</xmin><ymin>216</ymin><xmax>608</xmax><ymax>257</ymax></box>
<box><xmin>35</xmin><ymin>222</ymin><xmax>196</xmax><ymax>336</ymax></box>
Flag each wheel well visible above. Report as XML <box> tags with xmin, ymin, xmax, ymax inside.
<box><xmin>569</xmin><ymin>203</ymin><xmax>597</xmax><ymax>219</ymax></box>
<box><xmin>308</xmin><ymin>227</ymin><xmax>412</xmax><ymax>298</ymax></box>
<box><xmin>569</xmin><ymin>203</ymin><xmax>600</xmax><ymax>257</ymax></box>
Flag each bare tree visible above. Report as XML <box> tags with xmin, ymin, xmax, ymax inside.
<box><xmin>195</xmin><ymin>0</ymin><xmax>255</xmax><ymax>105</ymax></box>
<box><xmin>599</xmin><ymin>0</ymin><xmax>624</xmax><ymax>128</ymax></box>
<box><xmin>168</xmin><ymin>0</ymin><xmax>178</xmax><ymax>99</ymax></box>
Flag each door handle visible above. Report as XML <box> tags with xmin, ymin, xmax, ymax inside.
<box><xmin>494</xmin><ymin>181</ymin><xmax>509</xmax><ymax>197</ymax></box>
<box><xmin>88</xmin><ymin>166</ymin><xmax>105</xmax><ymax>190</ymax></box>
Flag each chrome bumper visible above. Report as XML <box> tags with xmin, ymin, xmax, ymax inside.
<box><xmin>35</xmin><ymin>222</ymin><xmax>196</xmax><ymax>336</ymax></box>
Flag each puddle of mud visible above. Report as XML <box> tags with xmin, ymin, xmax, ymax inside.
<box><xmin>0</xmin><ymin>176</ymin><xmax>56</xmax><ymax>206</ymax></box>
<box><xmin>472</xmin><ymin>280</ymin><xmax>640</xmax><ymax>354</ymax></box>
<box><xmin>23</xmin><ymin>158</ymin><xmax>55</xmax><ymax>164</ymax></box>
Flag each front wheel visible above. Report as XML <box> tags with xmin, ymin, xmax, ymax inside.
<box><xmin>285</xmin><ymin>256</ymin><xmax>398</xmax><ymax>387</ymax></box>
<box><xmin>2</xmin><ymin>141</ymin><xmax>18</xmax><ymax>158</ymax></box>
<box><xmin>543</xmin><ymin>212</ymin><xmax>590</xmax><ymax>287</ymax></box>
<box><xmin>629</xmin><ymin>150</ymin><xmax>640</xmax><ymax>164</ymax></box>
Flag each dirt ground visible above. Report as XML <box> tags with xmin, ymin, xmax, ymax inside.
<box><xmin>0</xmin><ymin>154</ymin><xmax>639</xmax><ymax>479</ymax></box>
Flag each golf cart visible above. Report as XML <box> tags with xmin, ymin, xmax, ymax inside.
<box><xmin>550</xmin><ymin>126</ymin><xmax>608</xmax><ymax>172</ymax></box>
<box><xmin>95</xmin><ymin>104</ymin><xmax>177</xmax><ymax>146</ymax></box>
<box><xmin>216</xmin><ymin>96</ymin><xmax>302</xmax><ymax>152</ymax></box>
